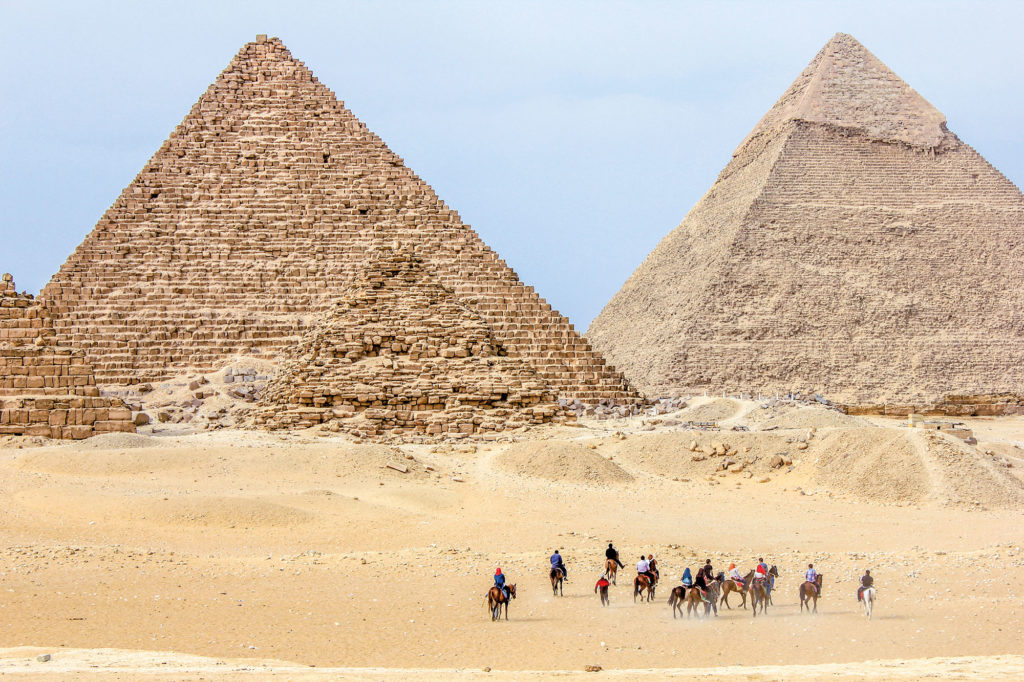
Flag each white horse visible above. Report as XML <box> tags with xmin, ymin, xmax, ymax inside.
<box><xmin>862</xmin><ymin>587</ymin><xmax>876</xmax><ymax>619</ymax></box>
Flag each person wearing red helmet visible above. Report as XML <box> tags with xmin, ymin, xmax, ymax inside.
<box><xmin>494</xmin><ymin>567</ymin><xmax>509</xmax><ymax>600</ymax></box>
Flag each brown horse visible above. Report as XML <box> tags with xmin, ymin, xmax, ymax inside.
<box><xmin>799</xmin><ymin>574</ymin><xmax>823</xmax><ymax>614</ymax></box>
<box><xmin>550</xmin><ymin>567</ymin><xmax>564</xmax><ymax>596</ymax></box>
<box><xmin>685</xmin><ymin>586</ymin><xmax>706</xmax><ymax>618</ymax></box>
<box><xmin>667</xmin><ymin>586</ymin><xmax>686</xmax><ymax>618</ymax></box>
<box><xmin>704</xmin><ymin>580</ymin><xmax>721</xmax><ymax>617</ymax></box>
<box><xmin>633</xmin><ymin>574</ymin><xmax>656</xmax><ymax>602</ymax></box>
<box><xmin>749</xmin><ymin>578</ymin><xmax>770</xmax><ymax>617</ymax></box>
<box><xmin>595</xmin><ymin>579</ymin><xmax>610</xmax><ymax>606</ymax></box>
<box><xmin>720</xmin><ymin>570</ymin><xmax>754</xmax><ymax>609</ymax></box>
<box><xmin>487</xmin><ymin>583</ymin><xmax>517</xmax><ymax>621</ymax></box>
<box><xmin>605</xmin><ymin>559</ymin><xmax>618</xmax><ymax>585</ymax></box>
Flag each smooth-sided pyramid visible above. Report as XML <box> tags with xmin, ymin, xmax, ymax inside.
<box><xmin>588</xmin><ymin>34</ymin><xmax>1024</xmax><ymax>410</ymax></box>
<box><xmin>42</xmin><ymin>36</ymin><xmax>637</xmax><ymax>407</ymax></box>
<box><xmin>255</xmin><ymin>247</ymin><xmax>567</xmax><ymax>438</ymax></box>
<box><xmin>1</xmin><ymin>274</ymin><xmax>135</xmax><ymax>438</ymax></box>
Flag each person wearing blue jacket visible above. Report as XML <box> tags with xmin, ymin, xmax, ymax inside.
<box><xmin>494</xmin><ymin>567</ymin><xmax>509</xmax><ymax>600</ymax></box>
<box><xmin>550</xmin><ymin>550</ymin><xmax>568</xmax><ymax>581</ymax></box>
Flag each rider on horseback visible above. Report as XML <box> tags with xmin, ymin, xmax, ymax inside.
<box><xmin>605</xmin><ymin>543</ymin><xmax>624</xmax><ymax>569</ymax></box>
<box><xmin>805</xmin><ymin>563</ymin><xmax>818</xmax><ymax>584</ymax></box>
<box><xmin>699</xmin><ymin>559</ymin><xmax>714</xmax><ymax>585</ymax></box>
<box><xmin>857</xmin><ymin>569</ymin><xmax>873</xmax><ymax>602</ymax></box>
<box><xmin>636</xmin><ymin>556</ymin><xmax>655</xmax><ymax>585</ymax></box>
<box><xmin>728</xmin><ymin>563</ymin><xmax>744</xmax><ymax>587</ymax></box>
<box><xmin>550</xmin><ymin>549</ymin><xmax>568</xmax><ymax>581</ymax></box>
<box><xmin>494</xmin><ymin>567</ymin><xmax>510</xmax><ymax>600</ymax></box>
<box><xmin>681</xmin><ymin>567</ymin><xmax>693</xmax><ymax>589</ymax></box>
<box><xmin>647</xmin><ymin>554</ymin><xmax>660</xmax><ymax>583</ymax></box>
<box><xmin>754</xmin><ymin>558</ymin><xmax>768</xmax><ymax>583</ymax></box>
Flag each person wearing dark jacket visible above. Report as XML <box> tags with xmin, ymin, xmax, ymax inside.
<box><xmin>857</xmin><ymin>570</ymin><xmax>874</xmax><ymax>602</ymax></box>
<box><xmin>605</xmin><ymin>543</ymin><xmax>624</xmax><ymax>569</ymax></box>
<box><xmin>700</xmin><ymin>559</ymin><xmax>714</xmax><ymax>585</ymax></box>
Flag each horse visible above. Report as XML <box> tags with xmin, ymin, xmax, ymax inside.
<box><xmin>749</xmin><ymin>577</ymin><xmax>770</xmax><ymax>618</ymax></box>
<box><xmin>634</xmin><ymin>574</ymin><xmax>656</xmax><ymax>602</ymax></box>
<box><xmin>668</xmin><ymin>586</ymin><xmax>687</xmax><ymax>618</ymax></box>
<box><xmin>720</xmin><ymin>570</ymin><xmax>755</xmax><ymax>609</ymax></box>
<box><xmin>685</xmin><ymin>585</ymin><xmax>707</xmax><ymax>618</ymax></box>
<box><xmin>861</xmin><ymin>587</ymin><xmax>876</xmax><ymax>619</ymax></box>
<box><xmin>605</xmin><ymin>559</ymin><xmax>618</xmax><ymax>585</ymax></box>
<box><xmin>595</xmin><ymin>579</ymin><xmax>610</xmax><ymax>606</ymax></box>
<box><xmin>704</xmin><ymin>580</ymin><xmax>721</xmax><ymax>617</ymax></box>
<box><xmin>765</xmin><ymin>565</ymin><xmax>779</xmax><ymax>605</ymax></box>
<box><xmin>487</xmin><ymin>583</ymin><xmax>517</xmax><ymax>621</ymax></box>
<box><xmin>550</xmin><ymin>567</ymin><xmax>564</xmax><ymax>596</ymax></box>
<box><xmin>799</xmin><ymin>574</ymin><xmax>823</xmax><ymax>614</ymax></box>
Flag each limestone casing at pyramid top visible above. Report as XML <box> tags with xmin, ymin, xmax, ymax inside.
<box><xmin>735</xmin><ymin>32</ymin><xmax>948</xmax><ymax>153</ymax></box>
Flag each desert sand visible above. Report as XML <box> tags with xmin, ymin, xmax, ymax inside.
<box><xmin>1</xmin><ymin>398</ymin><xmax>1022</xmax><ymax>679</ymax></box>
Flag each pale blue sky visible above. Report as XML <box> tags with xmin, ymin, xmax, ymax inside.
<box><xmin>2</xmin><ymin>1</ymin><xmax>1022</xmax><ymax>329</ymax></box>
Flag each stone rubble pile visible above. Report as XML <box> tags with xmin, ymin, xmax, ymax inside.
<box><xmin>255</xmin><ymin>248</ymin><xmax>572</xmax><ymax>440</ymax></box>
<box><xmin>0</xmin><ymin>274</ymin><xmax>135</xmax><ymax>438</ymax></box>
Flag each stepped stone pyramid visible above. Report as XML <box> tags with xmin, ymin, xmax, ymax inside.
<box><xmin>42</xmin><ymin>35</ymin><xmax>637</xmax><ymax>407</ymax></box>
<box><xmin>588</xmin><ymin>34</ymin><xmax>1024</xmax><ymax>411</ymax></box>
<box><xmin>0</xmin><ymin>274</ymin><xmax>135</xmax><ymax>438</ymax></box>
<box><xmin>255</xmin><ymin>247</ymin><xmax>568</xmax><ymax>438</ymax></box>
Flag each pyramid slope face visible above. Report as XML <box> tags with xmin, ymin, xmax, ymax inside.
<box><xmin>1</xmin><ymin>274</ymin><xmax>135</xmax><ymax>438</ymax></box>
<box><xmin>43</xmin><ymin>37</ymin><xmax>637</xmax><ymax>405</ymax></box>
<box><xmin>588</xmin><ymin>35</ymin><xmax>1024</xmax><ymax>407</ymax></box>
<box><xmin>255</xmin><ymin>249</ymin><xmax>568</xmax><ymax>438</ymax></box>
<box><xmin>739</xmin><ymin>33</ymin><xmax>947</xmax><ymax>151</ymax></box>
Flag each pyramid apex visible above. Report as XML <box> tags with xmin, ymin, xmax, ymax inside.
<box><xmin>738</xmin><ymin>33</ymin><xmax>946</xmax><ymax>151</ymax></box>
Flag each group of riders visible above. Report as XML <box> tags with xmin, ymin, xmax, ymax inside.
<box><xmin>491</xmin><ymin>543</ymin><xmax>876</xmax><ymax>606</ymax></box>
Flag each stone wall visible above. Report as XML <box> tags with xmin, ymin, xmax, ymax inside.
<box><xmin>0</xmin><ymin>274</ymin><xmax>135</xmax><ymax>438</ymax></box>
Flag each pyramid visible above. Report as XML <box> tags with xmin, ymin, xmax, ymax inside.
<box><xmin>0</xmin><ymin>273</ymin><xmax>135</xmax><ymax>438</ymax></box>
<box><xmin>588</xmin><ymin>34</ymin><xmax>1024</xmax><ymax>411</ymax></box>
<box><xmin>41</xmin><ymin>36</ymin><xmax>637</xmax><ymax>407</ymax></box>
<box><xmin>255</xmin><ymin>247</ymin><xmax>568</xmax><ymax>438</ymax></box>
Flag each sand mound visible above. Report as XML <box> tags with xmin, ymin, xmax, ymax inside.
<box><xmin>811</xmin><ymin>429</ymin><xmax>930</xmax><ymax>503</ymax></box>
<box><xmin>128</xmin><ymin>496</ymin><xmax>314</xmax><ymax>527</ymax></box>
<box><xmin>745</xmin><ymin>403</ymin><xmax>866</xmax><ymax>430</ymax></box>
<box><xmin>919</xmin><ymin>431</ymin><xmax>1024</xmax><ymax>508</ymax></box>
<box><xmin>494</xmin><ymin>440</ymin><xmax>632</xmax><ymax>483</ymax></box>
<box><xmin>15</xmin><ymin>448</ymin><xmax>206</xmax><ymax>476</ymax></box>
<box><xmin>811</xmin><ymin>428</ymin><xmax>1024</xmax><ymax>508</ymax></box>
<box><xmin>607</xmin><ymin>431</ymin><xmax>792</xmax><ymax>480</ymax></box>
<box><xmin>677</xmin><ymin>399</ymin><xmax>741</xmax><ymax>422</ymax></box>
<box><xmin>73</xmin><ymin>432</ymin><xmax>159</xmax><ymax>449</ymax></box>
